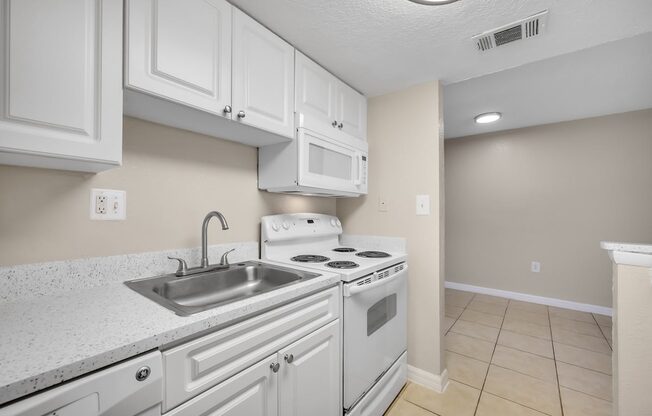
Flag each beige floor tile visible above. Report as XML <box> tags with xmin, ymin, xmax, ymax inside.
<box><xmin>446</xmin><ymin>351</ymin><xmax>490</xmax><ymax>389</ymax></box>
<box><xmin>507</xmin><ymin>301</ymin><xmax>549</xmax><ymax>315</ymax></box>
<box><xmin>451</xmin><ymin>319</ymin><xmax>500</xmax><ymax>342</ymax></box>
<box><xmin>484</xmin><ymin>365</ymin><xmax>561</xmax><ymax>416</ymax></box>
<box><xmin>549</xmin><ymin>307</ymin><xmax>595</xmax><ymax>323</ymax></box>
<box><xmin>504</xmin><ymin>310</ymin><xmax>550</xmax><ymax>326</ymax></box>
<box><xmin>403</xmin><ymin>381</ymin><xmax>480</xmax><ymax>416</ymax></box>
<box><xmin>498</xmin><ymin>330</ymin><xmax>553</xmax><ymax>359</ymax></box>
<box><xmin>553</xmin><ymin>343</ymin><xmax>612</xmax><ymax>375</ymax></box>
<box><xmin>476</xmin><ymin>392</ymin><xmax>548</xmax><ymax>416</ymax></box>
<box><xmin>551</xmin><ymin>327</ymin><xmax>611</xmax><ymax>354</ymax></box>
<box><xmin>445</xmin><ymin>332</ymin><xmax>495</xmax><ymax>363</ymax></box>
<box><xmin>459</xmin><ymin>309</ymin><xmax>503</xmax><ymax>328</ymax></box>
<box><xmin>474</xmin><ymin>294</ymin><xmax>509</xmax><ymax>306</ymax></box>
<box><xmin>385</xmin><ymin>398</ymin><xmax>435</xmax><ymax>416</ymax></box>
<box><xmin>502</xmin><ymin>318</ymin><xmax>551</xmax><ymax>340</ymax></box>
<box><xmin>445</xmin><ymin>304</ymin><xmax>465</xmax><ymax>319</ymax></box>
<box><xmin>599</xmin><ymin>325</ymin><xmax>612</xmax><ymax>343</ymax></box>
<box><xmin>446</xmin><ymin>292</ymin><xmax>474</xmax><ymax>308</ymax></box>
<box><xmin>556</xmin><ymin>362</ymin><xmax>612</xmax><ymax>402</ymax></box>
<box><xmin>467</xmin><ymin>300</ymin><xmax>507</xmax><ymax>317</ymax></box>
<box><xmin>593</xmin><ymin>314</ymin><xmax>612</xmax><ymax>327</ymax></box>
<box><xmin>443</xmin><ymin>316</ymin><xmax>456</xmax><ymax>334</ymax></box>
<box><xmin>550</xmin><ymin>316</ymin><xmax>603</xmax><ymax>337</ymax></box>
<box><xmin>560</xmin><ymin>387</ymin><xmax>613</xmax><ymax>416</ymax></box>
<box><xmin>491</xmin><ymin>345</ymin><xmax>557</xmax><ymax>383</ymax></box>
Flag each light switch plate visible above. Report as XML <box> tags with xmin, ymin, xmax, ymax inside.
<box><xmin>90</xmin><ymin>189</ymin><xmax>126</xmax><ymax>220</ymax></box>
<box><xmin>531</xmin><ymin>261</ymin><xmax>541</xmax><ymax>273</ymax></box>
<box><xmin>416</xmin><ymin>194</ymin><xmax>431</xmax><ymax>216</ymax></box>
<box><xmin>378</xmin><ymin>196</ymin><xmax>389</xmax><ymax>212</ymax></box>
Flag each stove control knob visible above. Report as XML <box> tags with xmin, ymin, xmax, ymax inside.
<box><xmin>330</xmin><ymin>219</ymin><xmax>337</xmax><ymax>227</ymax></box>
<box><xmin>336</xmin><ymin>219</ymin><xmax>341</xmax><ymax>227</ymax></box>
<box><xmin>282</xmin><ymin>221</ymin><xmax>290</xmax><ymax>230</ymax></box>
<box><xmin>271</xmin><ymin>223</ymin><xmax>280</xmax><ymax>232</ymax></box>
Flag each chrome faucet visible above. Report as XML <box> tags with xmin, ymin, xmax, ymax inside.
<box><xmin>167</xmin><ymin>211</ymin><xmax>231</xmax><ymax>277</ymax></box>
<box><xmin>201</xmin><ymin>211</ymin><xmax>229</xmax><ymax>267</ymax></box>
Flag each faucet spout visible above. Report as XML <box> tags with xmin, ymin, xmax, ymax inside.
<box><xmin>201</xmin><ymin>211</ymin><xmax>229</xmax><ymax>268</ymax></box>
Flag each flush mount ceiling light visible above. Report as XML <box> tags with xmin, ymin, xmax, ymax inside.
<box><xmin>474</xmin><ymin>112</ymin><xmax>502</xmax><ymax>124</ymax></box>
<box><xmin>407</xmin><ymin>0</ymin><xmax>461</xmax><ymax>5</ymax></box>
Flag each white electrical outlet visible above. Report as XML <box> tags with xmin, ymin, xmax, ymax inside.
<box><xmin>90</xmin><ymin>189</ymin><xmax>126</xmax><ymax>220</ymax></box>
<box><xmin>416</xmin><ymin>194</ymin><xmax>431</xmax><ymax>216</ymax></box>
<box><xmin>531</xmin><ymin>261</ymin><xmax>541</xmax><ymax>273</ymax></box>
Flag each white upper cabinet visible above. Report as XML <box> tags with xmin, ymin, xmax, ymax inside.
<box><xmin>125</xmin><ymin>0</ymin><xmax>232</xmax><ymax>116</ymax></box>
<box><xmin>336</xmin><ymin>81</ymin><xmax>367</xmax><ymax>140</ymax></box>
<box><xmin>0</xmin><ymin>0</ymin><xmax>123</xmax><ymax>172</ymax></box>
<box><xmin>232</xmin><ymin>9</ymin><xmax>294</xmax><ymax>139</ymax></box>
<box><xmin>295</xmin><ymin>51</ymin><xmax>367</xmax><ymax>141</ymax></box>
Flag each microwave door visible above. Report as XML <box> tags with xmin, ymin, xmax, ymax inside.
<box><xmin>298</xmin><ymin>131</ymin><xmax>362</xmax><ymax>193</ymax></box>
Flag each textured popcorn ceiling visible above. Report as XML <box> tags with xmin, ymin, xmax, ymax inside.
<box><xmin>230</xmin><ymin>0</ymin><xmax>652</xmax><ymax>96</ymax></box>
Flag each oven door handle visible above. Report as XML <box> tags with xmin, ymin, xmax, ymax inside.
<box><xmin>343</xmin><ymin>265</ymin><xmax>408</xmax><ymax>297</ymax></box>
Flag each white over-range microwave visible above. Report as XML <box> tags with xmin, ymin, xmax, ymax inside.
<box><xmin>258</xmin><ymin>118</ymin><xmax>368</xmax><ymax>197</ymax></box>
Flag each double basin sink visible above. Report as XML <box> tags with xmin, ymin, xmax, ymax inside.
<box><xmin>125</xmin><ymin>261</ymin><xmax>321</xmax><ymax>316</ymax></box>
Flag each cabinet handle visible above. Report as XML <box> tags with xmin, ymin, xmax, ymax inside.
<box><xmin>332</xmin><ymin>120</ymin><xmax>338</xmax><ymax>127</ymax></box>
<box><xmin>270</xmin><ymin>362</ymin><xmax>280</xmax><ymax>373</ymax></box>
<box><xmin>223</xmin><ymin>105</ymin><xmax>232</xmax><ymax>114</ymax></box>
<box><xmin>338</xmin><ymin>123</ymin><xmax>344</xmax><ymax>129</ymax></box>
<box><xmin>284</xmin><ymin>354</ymin><xmax>294</xmax><ymax>363</ymax></box>
<box><xmin>237</xmin><ymin>110</ymin><xmax>246</xmax><ymax>119</ymax></box>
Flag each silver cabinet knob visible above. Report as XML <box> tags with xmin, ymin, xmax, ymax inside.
<box><xmin>332</xmin><ymin>120</ymin><xmax>338</xmax><ymax>127</ymax></box>
<box><xmin>223</xmin><ymin>105</ymin><xmax>232</xmax><ymax>114</ymax></box>
<box><xmin>338</xmin><ymin>123</ymin><xmax>343</xmax><ymax>129</ymax></box>
<box><xmin>237</xmin><ymin>110</ymin><xmax>246</xmax><ymax>119</ymax></box>
<box><xmin>270</xmin><ymin>362</ymin><xmax>280</xmax><ymax>373</ymax></box>
<box><xmin>284</xmin><ymin>354</ymin><xmax>294</xmax><ymax>363</ymax></box>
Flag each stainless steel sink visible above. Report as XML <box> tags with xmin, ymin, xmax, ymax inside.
<box><xmin>125</xmin><ymin>261</ymin><xmax>321</xmax><ymax>316</ymax></box>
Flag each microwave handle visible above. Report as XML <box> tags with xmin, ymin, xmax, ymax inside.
<box><xmin>353</xmin><ymin>153</ymin><xmax>363</xmax><ymax>186</ymax></box>
<box><xmin>343</xmin><ymin>265</ymin><xmax>408</xmax><ymax>297</ymax></box>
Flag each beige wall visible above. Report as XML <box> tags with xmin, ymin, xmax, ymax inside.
<box><xmin>445</xmin><ymin>109</ymin><xmax>652</xmax><ymax>307</ymax></box>
<box><xmin>338</xmin><ymin>81</ymin><xmax>445</xmax><ymax>377</ymax></box>
<box><xmin>0</xmin><ymin>117</ymin><xmax>335</xmax><ymax>266</ymax></box>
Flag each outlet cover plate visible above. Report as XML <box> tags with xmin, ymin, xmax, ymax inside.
<box><xmin>90</xmin><ymin>189</ymin><xmax>126</xmax><ymax>220</ymax></box>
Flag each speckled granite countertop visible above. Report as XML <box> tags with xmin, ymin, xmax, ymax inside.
<box><xmin>0</xmin><ymin>265</ymin><xmax>340</xmax><ymax>406</ymax></box>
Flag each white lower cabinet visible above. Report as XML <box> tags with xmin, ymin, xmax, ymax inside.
<box><xmin>278</xmin><ymin>319</ymin><xmax>341</xmax><ymax>416</ymax></box>
<box><xmin>165</xmin><ymin>353</ymin><xmax>278</xmax><ymax>416</ymax></box>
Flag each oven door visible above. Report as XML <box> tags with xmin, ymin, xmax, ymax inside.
<box><xmin>343</xmin><ymin>263</ymin><xmax>408</xmax><ymax>410</ymax></box>
<box><xmin>297</xmin><ymin>128</ymin><xmax>368</xmax><ymax>195</ymax></box>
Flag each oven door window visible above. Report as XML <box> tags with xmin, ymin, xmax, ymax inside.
<box><xmin>367</xmin><ymin>294</ymin><xmax>397</xmax><ymax>336</ymax></box>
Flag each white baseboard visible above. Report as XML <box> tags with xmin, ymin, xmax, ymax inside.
<box><xmin>407</xmin><ymin>366</ymin><xmax>449</xmax><ymax>393</ymax></box>
<box><xmin>445</xmin><ymin>281</ymin><xmax>612</xmax><ymax>316</ymax></box>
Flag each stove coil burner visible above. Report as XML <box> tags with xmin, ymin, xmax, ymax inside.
<box><xmin>326</xmin><ymin>261</ymin><xmax>359</xmax><ymax>269</ymax></box>
<box><xmin>356</xmin><ymin>251</ymin><xmax>391</xmax><ymax>258</ymax></box>
<box><xmin>333</xmin><ymin>247</ymin><xmax>356</xmax><ymax>253</ymax></box>
<box><xmin>291</xmin><ymin>255</ymin><xmax>330</xmax><ymax>263</ymax></box>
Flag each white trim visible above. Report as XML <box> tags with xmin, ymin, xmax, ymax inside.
<box><xmin>445</xmin><ymin>281</ymin><xmax>612</xmax><ymax>317</ymax></box>
<box><xmin>407</xmin><ymin>366</ymin><xmax>449</xmax><ymax>393</ymax></box>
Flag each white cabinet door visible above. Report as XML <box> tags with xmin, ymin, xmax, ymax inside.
<box><xmin>295</xmin><ymin>51</ymin><xmax>338</xmax><ymax>129</ymax></box>
<box><xmin>0</xmin><ymin>0</ymin><xmax>122</xmax><ymax>172</ymax></box>
<box><xmin>232</xmin><ymin>9</ymin><xmax>294</xmax><ymax>138</ymax></box>
<box><xmin>166</xmin><ymin>354</ymin><xmax>278</xmax><ymax>416</ymax></box>
<box><xmin>336</xmin><ymin>82</ymin><xmax>367</xmax><ymax>140</ymax></box>
<box><xmin>125</xmin><ymin>0</ymin><xmax>232</xmax><ymax>116</ymax></box>
<box><xmin>278</xmin><ymin>320</ymin><xmax>341</xmax><ymax>416</ymax></box>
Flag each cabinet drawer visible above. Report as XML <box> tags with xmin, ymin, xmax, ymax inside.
<box><xmin>163</xmin><ymin>286</ymin><xmax>340</xmax><ymax>411</ymax></box>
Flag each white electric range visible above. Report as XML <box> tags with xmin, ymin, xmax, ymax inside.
<box><xmin>261</xmin><ymin>213</ymin><xmax>408</xmax><ymax>416</ymax></box>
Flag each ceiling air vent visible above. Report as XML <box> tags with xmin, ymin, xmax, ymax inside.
<box><xmin>472</xmin><ymin>10</ymin><xmax>548</xmax><ymax>52</ymax></box>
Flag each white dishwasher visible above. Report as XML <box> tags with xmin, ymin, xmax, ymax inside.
<box><xmin>0</xmin><ymin>351</ymin><xmax>162</xmax><ymax>416</ymax></box>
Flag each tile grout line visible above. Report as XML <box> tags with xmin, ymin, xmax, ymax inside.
<box><xmin>548</xmin><ymin>306</ymin><xmax>566</xmax><ymax>416</ymax></box>
<box><xmin>591</xmin><ymin>313</ymin><xmax>613</xmax><ymax>352</ymax></box>
<box><xmin>472</xmin><ymin>296</ymin><xmax>508</xmax><ymax>416</ymax></box>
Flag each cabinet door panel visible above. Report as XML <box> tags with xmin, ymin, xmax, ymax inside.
<box><xmin>232</xmin><ymin>9</ymin><xmax>294</xmax><ymax>138</ymax></box>
<box><xmin>295</xmin><ymin>52</ymin><xmax>337</xmax><ymax>125</ymax></box>
<box><xmin>166</xmin><ymin>354</ymin><xmax>278</xmax><ymax>416</ymax></box>
<box><xmin>278</xmin><ymin>319</ymin><xmax>341</xmax><ymax>416</ymax></box>
<box><xmin>337</xmin><ymin>82</ymin><xmax>367</xmax><ymax>140</ymax></box>
<box><xmin>0</xmin><ymin>0</ymin><xmax>122</xmax><ymax>171</ymax></box>
<box><xmin>126</xmin><ymin>0</ymin><xmax>231</xmax><ymax>115</ymax></box>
